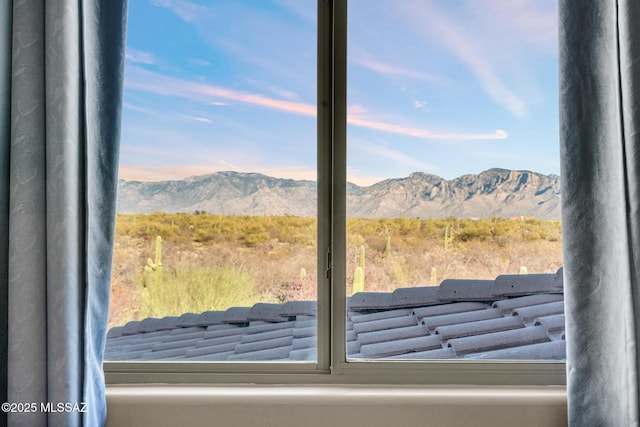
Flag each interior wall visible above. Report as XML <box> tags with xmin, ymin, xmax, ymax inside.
<box><xmin>105</xmin><ymin>385</ymin><xmax>567</xmax><ymax>427</ymax></box>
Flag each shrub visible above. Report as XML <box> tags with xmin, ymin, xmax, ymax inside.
<box><xmin>140</xmin><ymin>264</ymin><xmax>261</xmax><ymax>318</ymax></box>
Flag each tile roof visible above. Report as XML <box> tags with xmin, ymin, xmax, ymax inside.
<box><xmin>105</xmin><ymin>267</ymin><xmax>565</xmax><ymax>362</ymax></box>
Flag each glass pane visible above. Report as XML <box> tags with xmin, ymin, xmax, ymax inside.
<box><xmin>346</xmin><ymin>1</ymin><xmax>562</xmax><ymax>361</ymax></box>
<box><xmin>106</xmin><ymin>0</ymin><xmax>318</xmax><ymax>362</ymax></box>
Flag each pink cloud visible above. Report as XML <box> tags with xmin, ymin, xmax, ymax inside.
<box><xmin>348</xmin><ymin>104</ymin><xmax>368</xmax><ymax>115</ymax></box>
<box><xmin>125</xmin><ymin>66</ymin><xmax>507</xmax><ymax>141</ymax></box>
<box><xmin>125</xmin><ymin>66</ymin><xmax>316</xmax><ymax>116</ymax></box>
<box><xmin>348</xmin><ymin>115</ymin><xmax>507</xmax><ymax>141</ymax></box>
<box><xmin>352</xmin><ymin>57</ymin><xmax>444</xmax><ymax>84</ymax></box>
<box><xmin>198</xmin><ymin>84</ymin><xmax>316</xmax><ymax>116</ymax></box>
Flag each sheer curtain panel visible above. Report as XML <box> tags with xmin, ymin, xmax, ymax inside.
<box><xmin>0</xmin><ymin>1</ymin><xmax>127</xmax><ymax>426</ymax></box>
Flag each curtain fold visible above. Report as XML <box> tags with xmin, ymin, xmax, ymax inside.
<box><xmin>0</xmin><ymin>1</ymin><xmax>127</xmax><ymax>426</ymax></box>
<box><xmin>560</xmin><ymin>1</ymin><xmax>640</xmax><ymax>425</ymax></box>
<box><xmin>0</xmin><ymin>0</ymin><xmax>11</xmax><ymax>424</ymax></box>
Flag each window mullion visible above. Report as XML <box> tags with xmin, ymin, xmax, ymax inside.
<box><xmin>317</xmin><ymin>0</ymin><xmax>334</xmax><ymax>372</ymax></box>
<box><xmin>330</xmin><ymin>0</ymin><xmax>348</xmax><ymax>373</ymax></box>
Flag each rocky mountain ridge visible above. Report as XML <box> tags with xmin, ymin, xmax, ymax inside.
<box><xmin>116</xmin><ymin>168</ymin><xmax>561</xmax><ymax>219</ymax></box>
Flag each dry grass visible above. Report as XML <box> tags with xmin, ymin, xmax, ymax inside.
<box><xmin>109</xmin><ymin>214</ymin><xmax>563</xmax><ymax>328</ymax></box>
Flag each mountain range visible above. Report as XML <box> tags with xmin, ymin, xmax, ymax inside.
<box><xmin>116</xmin><ymin>168</ymin><xmax>561</xmax><ymax>219</ymax></box>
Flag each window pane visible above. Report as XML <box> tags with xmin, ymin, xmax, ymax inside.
<box><xmin>346</xmin><ymin>0</ymin><xmax>562</xmax><ymax>361</ymax></box>
<box><xmin>106</xmin><ymin>0</ymin><xmax>318</xmax><ymax>362</ymax></box>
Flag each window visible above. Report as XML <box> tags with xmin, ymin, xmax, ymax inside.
<box><xmin>344</xmin><ymin>1</ymin><xmax>561</xmax><ymax>362</ymax></box>
<box><xmin>105</xmin><ymin>0</ymin><xmax>564</xmax><ymax>385</ymax></box>
<box><xmin>109</xmin><ymin>0</ymin><xmax>320</xmax><ymax>365</ymax></box>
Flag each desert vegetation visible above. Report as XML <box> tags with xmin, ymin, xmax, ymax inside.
<box><xmin>109</xmin><ymin>213</ymin><xmax>563</xmax><ymax>328</ymax></box>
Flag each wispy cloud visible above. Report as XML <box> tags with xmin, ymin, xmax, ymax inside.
<box><xmin>251</xmin><ymin>167</ymin><xmax>316</xmax><ymax>181</ymax></box>
<box><xmin>245</xmin><ymin>78</ymin><xmax>300</xmax><ymax>101</ymax></box>
<box><xmin>123</xmin><ymin>103</ymin><xmax>165</xmax><ymax>117</ymax></box>
<box><xmin>348</xmin><ymin>104</ymin><xmax>368</xmax><ymax>116</ymax></box>
<box><xmin>190</xmin><ymin>58</ymin><xmax>211</xmax><ymax>67</ymax></box>
<box><xmin>346</xmin><ymin>168</ymin><xmax>387</xmax><ymax>187</ymax></box>
<box><xmin>273</xmin><ymin>0</ymin><xmax>316</xmax><ymax>25</ymax></box>
<box><xmin>217</xmin><ymin>160</ymin><xmax>243</xmax><ymax>170</ymax></box>
<box><xmin>470</xmin><ymin>0</ymin><xmax>557</xmax><ymax>52</ymax></box>
<box><xmin>414</xmin><ymin>101</ymin><xmax>428</xmax><ymax>110</ymax></box>
<box><xmin>153</xmin><ymin>0</ymin><xmax>316</xmax><ymax>96</ymax></box>
<box><xmin>126</xmin><ymin>49</ymin><xmax>156</xmax><ymax>65</ymax></box>
<box><xmin>180</xmin><ymin>115</ymin><xmax>213</xmax><ymax>124</ymax></box>
<box><xmin>394</xmin><ymin>0</ymin><xmax>528</xmax><ymax>118</ymax></box>
<box><xmin>348</xmin><ymin>114</ymin><xmax>508</xmax><ymax>141</ymax></box>
<box><xmin>358</xmin><ymin>143</ymin><xmax>433</xmax><ymax>172</ymax></box>
<box><xmin>125</xmin><ymin>66</ymin><xmax>507</xmax><ymax>141</ymax></box>
<box><xmin>352</xmin><ymin>57</ymin><xmax>445</xmax><ymax>84</ymax></box>
<box><xmin>124</xmin><ymin>103</ymin><xmax>214</xmax><ymax>125</ymax></box>
<box><xmin>150</xmin><ymin>0</ymin><xmax>214</xmax><ymax>23</ymax></box>
<box><xmin>125</xmin><ymin>66</ymin><xmax>316</xmax><ymax>116</ymax></box>
<box><xmin>448</xmin><ymin>37</ymin><xmax>527</xmax><ymax>117</ymax></box>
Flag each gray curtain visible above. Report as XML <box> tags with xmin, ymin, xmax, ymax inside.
<box><xmin>0</xmin><ymin>1</ymin><xmax>127</xmax><ymax>426</ymax></box>
<box><xmin>560</xmin><ymin>1</ymin><xmax>640</xmax><ymax>425</ymax></box>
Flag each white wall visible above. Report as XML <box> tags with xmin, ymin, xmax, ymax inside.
<box><xmin>106</xmin><ymin>385</ymin><xmax>567</xmax><ymax>427</ymax></box>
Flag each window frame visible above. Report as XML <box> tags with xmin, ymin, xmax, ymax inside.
<box><xmin>103</xmin><ymin>0</ymin><xmax>566</xmax><ymax>386</ymax></box>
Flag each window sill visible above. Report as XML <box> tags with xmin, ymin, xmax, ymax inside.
<box><xmin>105</xmin><ymin>384</ymin><xmax>567</xmax><ymax>427</ymax></box>
<box><xmin>104</xmin><ymin>359</ymin><xmax>565</xmax><ymax>386</ymax></box>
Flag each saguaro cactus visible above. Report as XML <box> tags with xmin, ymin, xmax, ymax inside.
<box><xmin>430</xmin><ymin>267</ymin><xmax>438</xmax><ymax>286</ymax></box>
<box><xmin>352</xmin><ymin>266</ymin><xmax>364</xmax><ymax>295</ymax></box>
<box><xmin>145</xmin><ymin>236</ymin><xmax>163</xmax><ymax>273</ymax></box>
<box><xmin>443</xmin><ymin>225</ymin><xmax>454</xmax><ymax>251</ymax></box>
<box><xmin>142</xmin><ymin>236</ymin><xmax>164</xmax><ymax>317</ymax></box>
<box><xmin>384</xmin><ymin>233</ymin><xmax>391</xmax><ymax>258</ymax></box>
<box><xmin>143</xmin><ymin>236</ymin><xmax>164</xmax><ymax>290</ymax></box>
<box><xmin>351</xmin><ymin>245</ymin><xmax>366</xmax><ymax>295</ymax></box>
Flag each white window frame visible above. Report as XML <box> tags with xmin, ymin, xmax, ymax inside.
<box><xmin>103</xmin><ymin>0</ymin><xmax>566</xmax><ymax>386</ymax></box>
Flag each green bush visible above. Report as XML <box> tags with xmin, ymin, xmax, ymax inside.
<box><xmin>140</xmin><ymin>265</ymin><xmax>261</xmax><ymax>318</ymax></box>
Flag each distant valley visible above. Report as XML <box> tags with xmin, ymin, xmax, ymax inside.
<box><xmin>116</xmin><ymin>168</ymin><xmax>561</xmax><ymax>219</ymax></box>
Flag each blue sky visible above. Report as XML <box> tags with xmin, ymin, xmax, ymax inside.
<box><xmin>120</xmin><ymin>0</ymin><xmax>558</xmax><ymax>186</ymax></box>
